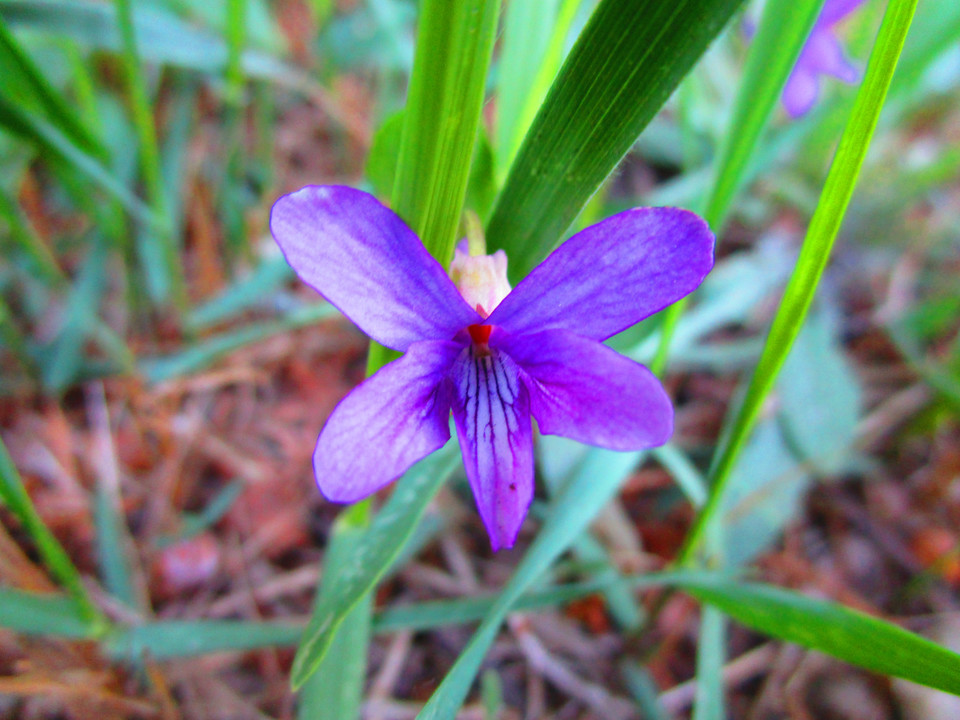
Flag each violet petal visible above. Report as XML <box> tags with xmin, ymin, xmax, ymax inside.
<box><xmin>487</xmin><ymin>207</ymin><xmax>714</xmax><ymax>341</ymax></box>
<box><xmin>313</xmin><ymin>340</ymin><xmax>461</xmax><ymax>502</ymax></box>
<box><xmin>783</xmin><ymin>65</ymin><xmax>821</xmax><ymax>118</ymax></box>
<box><xmin>271</xmin><ymin>185</ymin><xmax>480</xmax><ymax>351</ymax></box>
<box><xmin>449</xmin><ymin>346</ymin><xmax>534</xmax><ymax>551</ymax></box>
<box><xmin>499</xmin><ymin>330</ymin><xmax>673</xmax><ymax>450</ymax></box>
<box><xmin>819</xmin><ymin>0</ymin><xmax>865</xmax><ymax>27</ymax></box>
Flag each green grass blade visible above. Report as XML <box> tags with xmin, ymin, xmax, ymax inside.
<box><xmin>185</xmin><ymin>257</ymin><xmax>293</xmax><ymax>330</ymax></box>
<box><xmin>139</xmin><ymin>303</ymin><xmax>338</xmax><ymax>383</ymax></box>
<box><xmin>0</xmin><ymin>588</ymin><xmax>98</xmax><ymax>638</ymax></box>
<box><xmin>486</xmin><ymin>0</ymin><xmax>746</xmax><ymax>279</ymax></box>
<box><xmin>298</xmin><ymin>508</ymin><xmax>373</xmax><ymax>720</ymax></box>
<box><xmin>0</xmin><ymin>96</ymin><xmax>160</xmax><ymax>229</ymax></box>
<box><xmin>115</xmin><ymin>0</ymin><xmax>186</xmax><ymax>313</ymax></box>
<box><xmin>389</xmin><ymin>0</ymin><xmax>499</xmax><ymax>268</ymax></box>
<box><xmin>680</xmin><ymin>0</ymin><xmax>920</xmax><ymax>563</ymax></box>
<box><xmin>703</xmin><ymin>0</ymin><xmax>825</xmax><ymax>230</ymax></box>
<box><xmin>652</xmin><ymin>0</ymin><xmax>824</xmax><ymax>374</ymax></box>
<box><xmin>109</xmin><ymin>620</ymin><xmax>303</xmax><ymax>660</ymax></box>
<box><xmin>0</xmin><ymin>437</ymin><xmax>105</xmax><ymax>628</ymax></box>
<box><xmin>290</xmin><ymin>448</ymin><xmax>460</xmax><ymax>689</ymax></box>
<box><xmin>416</xmin><ymin>449</ymin><xmax>643</xmax><ymax>719</ymax></box>
<box><xmin>0</xmin><ymin>0</ymin><xmax>297</xmax><ymax>82</ymax></box>
<box><xmin>692</xmin><ymin>606</ymin><xmax>727</xmax><ymax>720</ymax></box>
<box><xmin>99</xmin><ymin>571</ymin><xmax>720</xmax><ymax>659</ymax></box>
<box><xmin>367</xmin><ymin>0</ymin><xmax>499</xmax><ymax>382</ymax></box>
<box><xmin>499</xmin><ymin>0</ymin><xmax>583</xmax><ymax>182</ymax></box>
<box><xmin>43</xmin><ymin>240</ymin><xmax>108</xmax><ymax>391</ymax></box>
<box><xmin>0</xmin><ymin>188</ymin><xmax>64</xmax><ymax>284</ymax></box>
<box><xmin>0</xmin><ymin>14</ymin><xmax>105</xmax><ymax>156</ymax></box>
<box><xmin>683</xmin><ymin>578</ymin><xmax>960</xmax><ymax>696</ymax></box>
<box><xmin>494</xmin><ymin>0</ymin><xmax>561</xmax><ymax>180</ymax></box>
<box><xmin>89</xmin><ymin>385</ymin><xmax>143</xmax><ymax>611</ymax></box>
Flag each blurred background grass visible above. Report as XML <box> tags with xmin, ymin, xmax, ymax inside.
<box><xmin>0</xmin><ymin>0</ymin><xmax>959</xmax><ymax>718</ymax></box>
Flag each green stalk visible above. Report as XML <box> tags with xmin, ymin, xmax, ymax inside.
<box><xmin>366</xmin><ymin>0</ymin><xmax>501</xmax><ymax>375</ymax></box>
<box><xmin>679</xmin><ymin>0</ymin><xmax>919</xmax><ymax>563</ymax></box>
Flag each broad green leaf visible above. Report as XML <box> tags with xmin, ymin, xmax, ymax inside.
<box><xmin>366</xmin><ymin>111</ymin><xmax>496</xmax><ymax>222</ymax></box>
<box><xmin>683</xmin><ymin>577</ymin><xmax>960</xmax><ymax>697</ymax></box>
<box><xmin>416</xmin><ymin>448</ymin><xmax>643</xmax><ymax>719</ymax></box>
<box><xmin>486</xmin><ymin>0</ymin><xmax>747</xmax><ymax>279</ymax></box>
<box><xmin>298</xmin><ymin>508</ymin><xmax>373</xmax><ymax>720</ymax></box>
<box><xmin>778</xmin><ymin>307</ymin><xmax>862</xmax><ymax>475</ymax></box>
<box><xmin>721</xmin><ymin>421</ymin><xmax>810</xmax><ymax>567</ymax></box>
<box><xmin>0</xmin><ymin>437</ymin><xmax>105</xmax><ymax>627</ymax></box>
<box><xmin>0</xmin><ymin>589</ymin><xmax>96</xmax><ymax>638</ymax></box>
<box><xmin>290</xmin><ymin>447</ymin><xmax>460</xmax><ymax>689</ymax></box>
<box><xmin>680</xmin><ymin>0</ymin><xmax>919</xmax><ymax>562</ymax></box>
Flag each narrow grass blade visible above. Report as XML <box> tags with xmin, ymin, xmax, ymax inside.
<box><xmin>43</xmin><ymin>240</ymin><xmax>107</xmax><ymax>392</ymax></box>
<box><xmin>683</xmin><ymin>578</ymin><xmax>960</xmax><ymax>696</ymax></box>
<box><xmin>0</xmin><ymin>188</ymin><xmax>64</xmax><ymax>284</ymax></box>
<box><xmin>486</xmin><ymin>0</ymin><xmax>747</xmax><ymax>279</ymax></box>
<box><xmin>0</xmin><ymin>96</ymin><xmax>160</xmax><ymax>228</ymax></box>
<box><xmin>416</xmin><ymin>449</ymin><xmax>643</xmax><ymax>719</ymax></box>
<box><xmin>185</xmin><ymin>257</ymin><xmax>293</xmax><ymax>330</ymax></box>
<box><xmin>99</xmin><ymin>571</ymin><xmax>722</xmax><ymax>659</ymax></box>
<box><xmin>0</xmin><ymin>14</ymin><xmax>104</xmax><ymax>156</ymax></box>
<box><xmin>0</xmin><ymin>437</ymin><xmax>105</xmax><ymax>628</ymax></box>
<box><xmin>1</xmin><ymin>0</ymin><xmax>297</xmax><ymax>83</ymax></box>
<box><xmin>139</xmin><ymin>303</ymin><xmax>338</xmax><ymax>383</ymax></box>
<box><xmin>0</xmin><ymin>589</ymin><xmax>97</xmax><ymax>638</ymax></box>
<box><xmin>692</xmin><ymin>606</ymin><xmax>727</xmax><ymax>720</ymax></box>
<box><xmin>652</xmin><ymin>0</ymin><xmax>825</xmax><ymax>374</ymax></box>
<box><xmin>115</xmin><ymin>0</ymin><xmax>186</xmax><ymax>313</ymax></box>
<box><xmin>156</xmin><ymin>481</ymin><xmax>244</xmax><ymax>549</ymax></box>
<box><xmin>494</xmin><ymin>0</ymin><xmax>561</xmax><ymax>179</ymax></box>
<box><xmin>89</xmin><ymin>384</ymin><xmax>143</xmax><ymax>611</ymax></box>
<box><xmin>290</xmin><ymin>447</ymin><xmax>460</xmax><ymax>689</ymax></box>
<box><xmin>109</xmin><ymin>620</ymin><xmax>303</xmax><ymax>660</ymax></box>
<box><xmin>680</xmin><ymin>0</ymin><xmax>920</xmax><ymax>563</ymax></box>
<box><xmin>298</xmin><ymin>508</ymin><xmax>373</xmax><ymax>720</ymax></box>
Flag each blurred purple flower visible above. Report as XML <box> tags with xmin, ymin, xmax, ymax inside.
<box><xmin>270</xmin><ymin>186</ymin><xmax>714</xmax><ymax>550</ymax></box>
<box><xmin>783</xmin><ymin>0</ymin><xmax>864</xmax><ymax>117</ymax></box>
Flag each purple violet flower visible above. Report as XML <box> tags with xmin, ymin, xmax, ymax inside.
<box><xmin>270</xmin><ymin>186</ymin><xmax>714</xmax><ymax>550</ymax></box>
<box><xmin>783</xmin><ymin>0</ymin><xmax>864</xmax><ymax>118</ymax></box>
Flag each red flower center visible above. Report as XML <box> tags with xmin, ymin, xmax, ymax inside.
<box><xmin>468</xmin><ymin>323</ymin><xmax>492</xmax><ymax>348</ymax></box>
